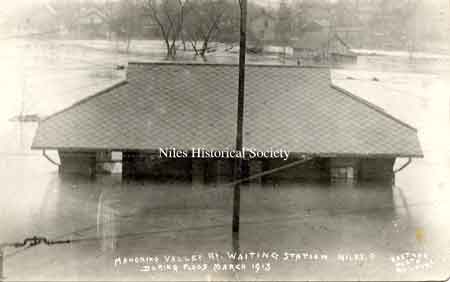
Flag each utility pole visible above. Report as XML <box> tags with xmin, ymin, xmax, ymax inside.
<box><xmin>0</xmin><ymin>248</ymin><xmax>4</xmax><ymax>281</ymax></box>
<box><xmin>19</xmin><ymin>40</ymin><xmax>26</xmax><ymax>149</ymax></box>
<box><xmin>232</xmin><ymin>0</ymin><xmax>247</xmax><ymax>250</ymax></box>
<box><xmin>355</xmin><ymin>0</ymin><xmax>362</xmax><ymax>48</ymax></box>
<box><xmin>408</xmin><ymin>0</ymin><xmax>418</xmax><ymax>62</ymax></box>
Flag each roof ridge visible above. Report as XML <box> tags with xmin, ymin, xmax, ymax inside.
<box><xmin>330</xmin><ymin>84</ymin><xmax>418</xmax><ymax>132</ymax></box>
<box><xmin>127</xmin><ymin>61</ymin><xmax>330</xmax><ymax>69</ymax></box>
<box><xmin>39</xmin><ymin>80</ymin><xmax>128</xmax><ymax>124</ymax></box>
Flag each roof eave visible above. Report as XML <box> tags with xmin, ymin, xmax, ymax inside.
<box><xmin>38</xmin><ymin>80</ymin><xmax>128</xmax><ymax>124</ymax></box>
<box><xmin>330</xmin><ymin>84</ymin><xmax>419</xmax><ymax>132</ymax></box>
<box><xmin>30</xmin><ymin>146</ymin><xmax>424</xmax><ymax>159</ymax></box>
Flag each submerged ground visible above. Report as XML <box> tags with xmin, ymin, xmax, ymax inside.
<box><xmin>0</xmin><ymin>40</ymin><xmax>449</xmax><ymax>281</ymax></box>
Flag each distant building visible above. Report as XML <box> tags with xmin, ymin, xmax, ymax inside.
<box><xmin>75</xmin><ymin>7</ymin><xmax>109</xmax><ymax>39</ymax></box>
<box><xmin>32</xmin><ymin>62</ymin><xmax>422</xmax><ymax>183</ymax></box>
<box><xmin>291</xmin><ymin>20</ymin><xmax>357</xmax><ymax>65</ymax></box>
<box><xmin>294</xmin><ymin>0</ymin><xmax>330</xmax><ymax>25</ymax></box>
<box><xmin>11</xmin><ymin>2</ymin><xmax>64</xmax><ymax>38</ymax></box>
<box><xmin>248</xmin><ymin>7</ymin><xmax>276</xmax><ymax>49</ymax></box>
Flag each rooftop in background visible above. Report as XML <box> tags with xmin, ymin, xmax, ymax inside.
<box><xmin>31</xmin><ymin>61</ymin><xmax>423</xmax><ymax>158</ymax></box>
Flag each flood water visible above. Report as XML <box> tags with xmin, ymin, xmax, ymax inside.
<box><xmin>0</xmin><ymin>39</ymin><xmax>449</xmax><ymax>281</ymax></box>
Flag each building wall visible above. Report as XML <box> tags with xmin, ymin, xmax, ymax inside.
<box><xmin>293</xmin><ymin>48</ymin><xmax>326</xmax><ymax>60</ymax></box>
<box><xmin>257</xmin><ymin>157</ymin><xmax>395</xmax><ymax>182</ymax></box>
<box><xmin>122</xmin><ymin>152</ymin><xmax>236</xmax><ymax>182</ymax></box>
<box><xmin>58</xmin><ymin>151</ymin><xmax>396</xmax><ymax>183</ymax></box>
<box><xmin>330</xmin><ymin>53</ymin><xmax>358</xmax><ymax>65</ymax></box>
<box><xmin>123</xmin><ymin>152</ymin><xmax>192</xmax><ymax>179</ymax></box>
<box><xmin>294</xmin><ymin>49</ymin><xmax>357</xmax><ymax>65</ymax></box>
<box><xmin>261</xmin><ymin>158</ymin><xmax>330</xmax><ymax>181</ymax></box>
<box><xmin>359</xmin><ymin>158</ymin><xmax>395</xmax><ymax>182</ymax></box>
<box><xmin>329</xmin><ymin>158</ymin><xmax>359</xmax><ymax>180</ymax></box>
<box><xmin>59</xmin><ymin>151</ymin><xmax>97</xmax><ymax>176</ymax></box>
<box><xmin>204</xmin><ymin>159</ymin><xmax>235</xmax><ymax>182</ymax></box>
<box><xmin>329</xmin><ymin>157</ymin><xmax>395</xmax><ymax>182</ymax></box>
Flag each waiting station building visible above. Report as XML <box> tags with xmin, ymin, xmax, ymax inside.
<box><xmin>31</xmin><ymin>62</ymin><xmax>423</xmax><ymax>183</ymax></box>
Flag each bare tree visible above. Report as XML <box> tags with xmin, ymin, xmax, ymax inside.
<box><xmin>94</xmin><ymin>0</ymin><xmax>117</xmax><ymax>40</ymax></box>
<box><xmin>275</xmin><ymin>0</ymin><xmax>292</xmax><ymax>59</ymax></box>
<box><xmin>48</xmin><ymin>0</ymin><xmax>83</xmax><ymax>38</ymax></box>
<box><xmin>144</xmin><ymin>0</ymin><xmax>189</xmax><ymax>59</ymax></box>
<box><xmin>116</xmin><ymin>0</ymin><xmax>139</xmax><ymax>53</ymax></box>
<box><xmin>184</xmin><ymin>0</ymin><xmax>235</xmax><ymax>57</ymax></box>
<box><xmin>88</xmin><ymin>0</ymin><xmax>137</xmax><ymax>52</ymax></box>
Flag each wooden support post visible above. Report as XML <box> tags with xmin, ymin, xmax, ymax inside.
<box><xmin>122</xmin><ymin>151</ymin><xmax>138</xmax><ymax>179</ymax></box>
<box><xmin>192</xmin><ymin>159</ymin><xmax>205</xmax><ymax>186</ymax></box>
<box><xmin>249</xmin><ymin>160</ymin><xmax>263</xmax><ymax>184</ymax></box>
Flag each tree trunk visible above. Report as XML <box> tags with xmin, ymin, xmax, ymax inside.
<box><xmin>181</xmin><ymin>34</ymin><xmax>187</xmax><ymax>51</ymax></box>
<box><xmin>126</xmin><ymin>36</ymin><xmax>131</xmax><ymax>54</ymax></box>
<box><xmin>190</xmin><ymin>41</ymin><xmax>200</xmax><ymax>56</ymax></box>
<box><xmin>200</xmin><ymin>41</ymin><xmax>208</xmax><ymax>57</ymax></box>
<box><xmin>164</xmin><ymin>39</ymin><xmax>171</xmax><ymax>58</ymax></box>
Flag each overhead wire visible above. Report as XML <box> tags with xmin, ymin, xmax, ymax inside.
<box><xmin>1</xmin><ymin>196</ymin><xmax>439</xmax><ymax>261</ymax></box>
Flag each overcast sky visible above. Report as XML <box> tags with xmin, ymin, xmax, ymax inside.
<box><xmin>1</xmin><ymin>0</ymin><xmax>448</xmax><ymax>15</ymax></box>
<box><xmin>0</xmin><ymin>0</ymin><xmax>282</xmax><ymax>17</ymax></box>
<box><xmin>0</xmin><ymin>0</ymin><xmax>283</xmax><ymax>13</ymax></box>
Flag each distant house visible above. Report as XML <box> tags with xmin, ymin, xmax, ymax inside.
<box><xmin>75</xmin><ymin>7</ymin><xmax>109</xmax><ymax>39</ymax></box>
<box><xmin>292</xmin><ymin>20</ymin><xmax>357</xmax><ymax>65</ymax></box>
<box><xmin>13</xmin><ymin>2</ymin><xmax>65</xmax><ymax>38</ymax></box>
<box><xmin>248</xmin><ymin>8</ymin><xmax>276</xmax><ymax>49</ymax></box>
<box><xmin>31</xmin><ymin>62</ymin><xmax>422</xmax><ymax>183</ymax></box>
<box><xmin>334</xmin><ymin>26</ymin><xmax>363</xmax><ymax>48</ymax></box>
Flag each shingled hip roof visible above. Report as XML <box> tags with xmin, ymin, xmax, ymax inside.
<box><xmin>31</xmin><ymin>62</ymin><xmax>423</xmax><ymax>158</ymax></box>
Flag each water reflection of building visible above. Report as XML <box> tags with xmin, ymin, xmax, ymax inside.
<box><xmin>31</xmin><ymin>62</ymin><xmax>422</xmax><ymax>183</ymax></box>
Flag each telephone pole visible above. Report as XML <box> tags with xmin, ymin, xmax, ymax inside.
<box><xmin>0</xmin><ymin>248</ymin><xmax>4</xmax><ymax>281</ymax></box>
<box><xmin>232</xmin><ymin>0</ymin><xmax>247</xmax><ymax>249</ymax></box>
